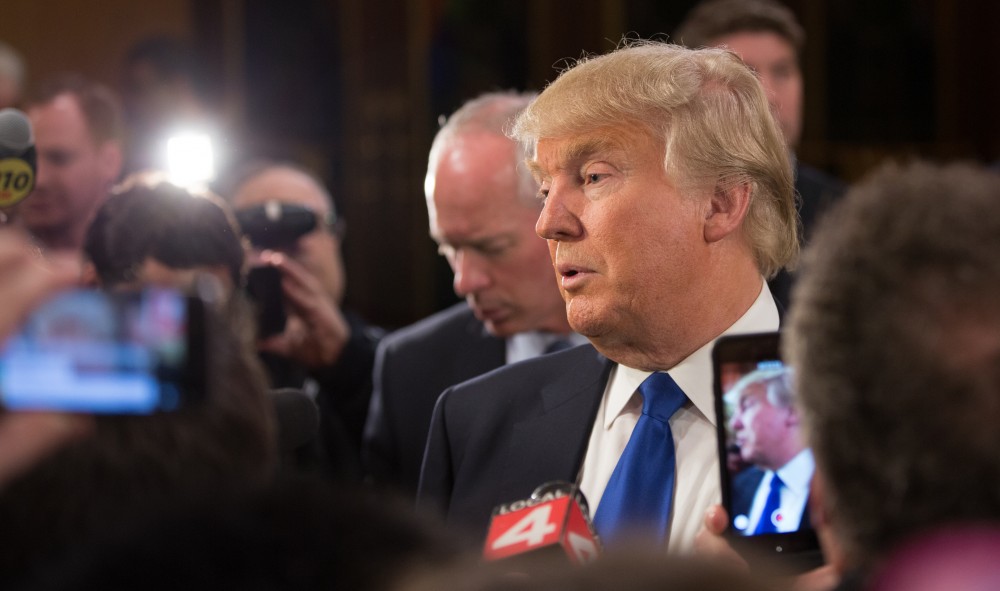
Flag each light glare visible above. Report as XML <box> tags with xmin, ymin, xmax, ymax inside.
<box><xmin>166</xmin><ymin>133</ymin><xmax>215</xmax><ymax>189</ymax></box>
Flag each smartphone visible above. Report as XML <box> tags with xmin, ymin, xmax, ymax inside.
<box><xmin>712</xmin><ymin>332</ymin><xmax>820</xmax><ymax>566</ymax></box>
<box><xmin>245</xmin><ymin>265</ymin><xmax>287</xmax><ymax>339</ymax></box>
<box><xmin>0</xmin><ymin>288</ymin><xmax>205</xmax><ymax>414</ymax></box>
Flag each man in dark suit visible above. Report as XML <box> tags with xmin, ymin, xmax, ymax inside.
<box><xmin>363</xmin><ymin>93</ymin><xmax>577</xmax><ymax>495</ymax></box>
<box><xmin>724</xmin><ymin>368</ymin><xmax>813</xmax><ymax>535</ymax></box>
<box><xmin>418</xmin><ymin>42</ymin><xmax>798</xmax><ymax>550</ymax></box>
<box><xmin>675</xmin><ymin>0</ymin><xmax>845</xmax><ymax>310</ymax></box>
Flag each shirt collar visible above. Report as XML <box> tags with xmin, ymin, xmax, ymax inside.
<box><xmin>506</xmin><ymin>330</ymin><xmax>588</xmax><ymax>365</ymax></box>
<box><xmin>774</xmin><ymin>448</ymin><xmax>815</xmax><ymax>498</ymax></box>
<box><xmin>604</xmin><ymin>280</ymin><xmax>779</xmax><ymax>428</ymax></box>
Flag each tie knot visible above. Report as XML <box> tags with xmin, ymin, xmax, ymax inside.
<box><xmin>769</xmin><ymin>473</ymin><xmax>785</xmax><ymax>491</ymax></box>
<box><xmin>638</xmin><ymin>372</ymin><xmax>688</xmax><ymax>422</ymax></box>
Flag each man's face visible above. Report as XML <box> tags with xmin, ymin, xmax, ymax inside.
<box><xmin>231</xmin><ymin>167</ymin><xmax>345</xmax><ymax>304</ymax></box>
<box><xmin>729</xmin><ymin>382</ymin><xmax>793</xmax><ymax>470</ymax></box>
<box><xmin>25</xmin><ymin>94</ymin><xmax>120</xmax><ymax>249</ymax></box>
<box><xmin>714</xmin><ymin>31</ymin><xmax>803</xmax><ymax>148</ymax></box>
<box><xmin>531</xmin><ymin>125</ymin><xmax>710</xmax><ymax>363</ymax></box>
<box><xmin>427</xmin><ymin>132</ymin><xmax>568</xmax><ymax>337</ymax></box>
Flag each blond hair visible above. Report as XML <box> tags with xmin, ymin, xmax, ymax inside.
<box><xmin>512</xmin><ymin>41</ymin><xmax>797</xmax><ymax>277</ymax></box>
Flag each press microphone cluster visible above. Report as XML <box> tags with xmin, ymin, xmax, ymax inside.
<box><xmin>0</xmin><ymin>108</ymin><xmax>36</xmax><ymax>210</ymax></box>
<box><xmin>483</xmin><ymin>481</ymin><xmax>601</xmax><ymax>564</ymax></box>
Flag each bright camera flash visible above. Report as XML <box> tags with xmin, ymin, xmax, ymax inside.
<box><xmin>166</xmin><ymin>133</ymin><xmax>215</xmax><ymax>189</ymax></box>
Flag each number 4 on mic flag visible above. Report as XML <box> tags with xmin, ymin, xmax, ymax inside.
<box><xmin>483</xmin><ymin>491</ymin><xmax>600</xmax><ymax>564</ymax></box>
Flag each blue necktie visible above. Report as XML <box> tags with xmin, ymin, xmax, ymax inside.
<box><xmin>592</xmin><ymin>372</ymin><xmax>689</xmax><ymax>545</ymax></box>
<box><xmin>754</xmin><ymin>473</ymin><xmax>785</xmax><ymax>534</ymax></box>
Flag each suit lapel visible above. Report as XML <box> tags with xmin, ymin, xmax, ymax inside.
<box><xmin>496</xmin><ymin>347</ymin><xmax>614</xmax><ymax>501</ymax></box>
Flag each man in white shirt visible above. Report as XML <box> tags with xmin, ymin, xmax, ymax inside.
<box><xmin>724</xmin><ymin>368</ymin><xmax>813</xmax><ymax>535</ymax></box>
<box><xmin>418</xmin><ymin>42</ymin><xmax>797</xmax><ymax>551</ymax></box>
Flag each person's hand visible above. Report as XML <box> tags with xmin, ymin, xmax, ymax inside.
<box><xmin>256</xmin><ymin>251</ymin><xmax>350</xmax><ymax>368</ymax></box>
<box><xmin>0</xmin><ymin>230</ymin><xmax>91</xmax><ymax>489</ymax></box>
<box><xmin>0</xmin><ymin>412</ymin><xmax>93</xmax><ymax>488</ymax></box>
<box><xmin>694</xmin><ymin>504</ymin><xmax>749</xmax><ymax>569</ymax></box>
<box><xmin>695</xmin><ymin>503</ymin><xmax>840</xmax><ymax>591</ymax></box>
<box><xmin>0</xmin><ymin>229</ymin><xmax>81</xmax><ymax>340</ymax></box>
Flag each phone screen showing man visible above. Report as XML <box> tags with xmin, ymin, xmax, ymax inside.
<box><xmin>712</xmin><ymin>332</ymin><xmax>820</xmax><ymax>562</ymax></box>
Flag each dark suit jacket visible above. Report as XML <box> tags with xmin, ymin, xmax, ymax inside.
<box><xmin>418</xmin><ymin>343</ymin><xmax>613</xmax><ymax>541</ymax></box>
<box><xmin>768</xmin><ymin>161</ymin><xmax>846</xmax><ymax>310</ymax></box>
<box><xmin>262</xmin><ymin>310</ymin><xmax>382</xmax><ymax>481</ymax></box>
<box><xmin>730</xmin><ymin>466</ymin><xmax>765</xmax><ymax>524</ymax></box>
<box><xmin>363</xmin><ymin>302</ymin><xmax>505</xmax><ymax>496</ymax></box>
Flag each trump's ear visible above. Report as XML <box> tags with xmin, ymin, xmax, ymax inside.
<box><xmin>704</xmin><ymin>182</ymin><xmax>751</xmax><ymax>243</ymax></box>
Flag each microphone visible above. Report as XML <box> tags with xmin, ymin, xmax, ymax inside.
<box><xmin>483</xmin><ymin>481</ymin><xmax>601</xmax><ymax>564</ymax></box>
<box><xmin>0</xmin><ymin>108</ymin><xmax>36</xmax><ymax>209</ymax></box>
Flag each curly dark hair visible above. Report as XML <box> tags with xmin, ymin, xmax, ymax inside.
<box><xmin>787</xmin><ymin>161</ymin><xmax>1000</xmax><ymax>570</ymax></box>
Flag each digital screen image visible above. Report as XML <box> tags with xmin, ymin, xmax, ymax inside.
<box><xmin>0</xmin><ymin>289</ymin><xmax>190</xmax><ymax>414</ymax></box>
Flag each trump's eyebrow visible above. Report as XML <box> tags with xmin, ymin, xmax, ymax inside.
<box><xmin>525</xmin><ymin>136</ymin><xmax>626</xmax><ymax>180</ymax></box>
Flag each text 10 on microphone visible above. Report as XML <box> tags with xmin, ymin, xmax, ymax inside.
<box><xmin>0</xmin><ymin>108</ymin><xmax>36</xmax><ymax>209</ymax></box>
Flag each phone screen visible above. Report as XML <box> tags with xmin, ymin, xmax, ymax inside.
<box><xmin>712</xmin><ymin>332</ymin><xmax>819</xmax><ymax>561</ymax></box>
<box><xmin>0</xmin><ymin>288</ymin><xmax>204</xmax><ymax>414</ymax></box>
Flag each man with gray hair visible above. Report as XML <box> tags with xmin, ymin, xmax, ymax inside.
<box><xmin>419</xmin><ymin>42</ymin><xmax>797</xmax><ymax>549</ymax></box>
<box><xmin>725</xmin><ymin>367</ymin><xmax>812</xmax><ymax>536</ymax></box>
<box><xmin>363</xmin><ymin>92</ymin><xmax>576</xmax><ymax>496</ymax></box>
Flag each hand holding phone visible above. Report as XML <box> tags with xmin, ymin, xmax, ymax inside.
<box><xmin>245</xmin><ymin>265</ymin><xmax>287</xmax><ymax>339</ymax></box>
<box><xmin>254</xmin><ymin>253</ymin><xmax>349</xmax><ymax>369</ymax></box>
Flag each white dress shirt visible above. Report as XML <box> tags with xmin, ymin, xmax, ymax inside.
<box><xmin>578</xmin><ymin>282</ymin><xmax>780</xmax><ymax>552</ymax></box>
<box><xmin>745</xmin><ymin>448</ymin><xmax>815</xmax><ymax>534</ymax></box>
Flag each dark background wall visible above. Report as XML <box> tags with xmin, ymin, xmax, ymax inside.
<box><xmin>3</xmin><ymin>0</ymin><xmax>998</xmax><ymax>329</ymax></box>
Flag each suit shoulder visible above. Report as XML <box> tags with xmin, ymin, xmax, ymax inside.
<box><xmin>380</xmin><ymin>303</ymin><xmax>492</xmax><ymax>354</ymax></box>
<box><xmin>795</xmin><ymin>162</ymin><xmax>846</xmax><ymax>199</ymax></box>
<box><xmin>442</xmin><ymin>344</ymin><xmax>607</xmax><ymax>408</ymax></box>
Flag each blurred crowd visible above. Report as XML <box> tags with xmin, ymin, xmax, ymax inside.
<box><xmin>0</xmin><ymin>1</ymin><xmax>998</xmax><ymax>590</ymax></box>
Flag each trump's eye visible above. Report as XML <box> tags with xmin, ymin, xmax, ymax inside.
<box><xmin>537</xmin><ymin>182</ymin><xmax>551</xmax><ymax>202</ymax></box>
<box><xmin>582</xmin><ymin>162</ymin><xmax>615</xmax><ymax>186</ymax></box>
